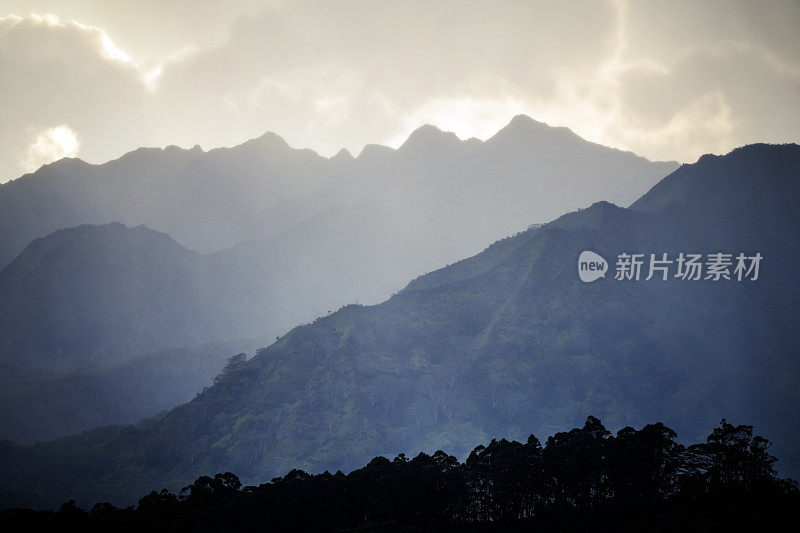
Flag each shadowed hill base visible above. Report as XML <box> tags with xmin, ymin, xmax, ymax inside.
<box><xmin>0</xmin><ymin>339</ymin><xmax>267</xmax><ymax>444</ymax></box>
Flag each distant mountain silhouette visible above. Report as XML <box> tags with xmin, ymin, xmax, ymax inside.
<box><xmin>0</xmin><ymin>138</ymin><xmax>332</xmax><ymax>269</ymax></box>
<box><xmin>0</xmin><ymin>143</ymin><xmax>796</xmax><ymax>509</ymax></box>
<box><xmin>0</xmin><ymin>115</ymin><xmax>676</xmax><ymax>272</ymax></box>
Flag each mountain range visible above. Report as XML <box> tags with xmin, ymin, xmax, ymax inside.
<box><xmin>0</xmin><ymin>116</ymin><xmax>678</xmax><ymax>443</ymax></box>
<box><xmin>0</xmin><ymin>116</ymin><xmax>677</xmax><ymax>269</ymax></box>
<box><xmin>1</xmin><ymin>142</ymin><xmax>796</xmax><ymax>509</ymax></box>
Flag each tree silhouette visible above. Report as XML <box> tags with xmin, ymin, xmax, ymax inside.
<box><xmin>4</xmin><ymin>417</ymin><xmax>796</xmax><ymax>532</ymax></box>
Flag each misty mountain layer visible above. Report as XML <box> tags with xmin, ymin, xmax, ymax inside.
<box><xmin>0</xmin><ymin>116</ymin><xmax>676</xmax><ymax>269</ymax></box>
<box><xmin>0</xmin><ymin>116</ymin><xmax>677</xmax><ymax>441</ymax></box>
<box><xmin>0</xmin><ymin>222</ymin><xmax>283</xmax><ymax>371</ymax></box>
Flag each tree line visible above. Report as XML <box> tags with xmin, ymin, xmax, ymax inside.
<box><xmin>2</xmin><ymin>417</ymin><xmax>796</xmax><ymax>531</ymax></box>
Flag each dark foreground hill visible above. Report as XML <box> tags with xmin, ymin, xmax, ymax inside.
<box><xmin>1</xmin><ymin>418</ymin><xmax>797</xmax><ymax>531</ymax></box>
<box><xmin>0</xmin><ymin>143</ymin><xmax>797</xmax><ymax>509</ymax></box>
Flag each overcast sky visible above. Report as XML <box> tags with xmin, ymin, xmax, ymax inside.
<box><xmin>0</xmin><ymin>0</ymin><xmax>798</xmax><ymax>182</ymax></box>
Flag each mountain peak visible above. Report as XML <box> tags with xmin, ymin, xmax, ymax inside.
<box><xmin>508</xmin><ymin>113</ymin><xmax>545</xmax><ymax>127</ymax></box>
<box><xmin>330</xmin><ymin>148</ymin><xmax>354</xmax><ymax>162</ymax></box>
<box><xmin>357</xmin><ymin>143</ymin><xmax>395</xmax><ymax>160</ymax></box>
<box><xmin>488</xmin><ymin>114</ymin><xmax>580</xmax><ymax>146</ymax></box>
<box><xmin>399</xmin><ymin>124</ymin><xmax>461</xmax><ymax>152</ymax></box>
<box><xmin>242</xmin><ymin>131</ymin><xmax>291</xmax><ymax>151</ymax></box>
<box><xmin>0</xmin><ymin>222</ymin><xmax>190</xmax><ymax>296</ymax></box>
<box><xmin>27</xmin><ymin>221</ymin><xmax>180</xmax><ymax>250</ymax></box>
<box><xmin>546</xmin><ymin>200</ymin><xmax>629</xmax><ymax>231</ymax></box>
<box><xmin>505</xmin><ymin>114</ymin><xmax>553</xmax><ymax>132</ymax></box>
<box><xmin>27</xmin><ymin>157</ymin><xmax>93</xmax><ymax>180</ymax></box>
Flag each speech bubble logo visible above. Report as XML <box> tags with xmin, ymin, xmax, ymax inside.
<box><xmin>578</xmin><ymin>251</ymin><xmax>608</xmax><ymax>283</ymax></box>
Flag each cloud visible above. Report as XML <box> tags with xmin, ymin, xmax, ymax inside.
<box><xmin>141</xmin><ymin>0</ymin><xmax>619</xmax><ymax>157</ymax></box>
<box><xmin>0</xmin><ymin>14</ymin><xmax>149</xmax><ymax>179</ymax></box>
<box><xmin>0</xmin><ymin>0</ymin><xmax>267</xmax><ymax>63</ymax></box>
<box><xmin>0</xmin><ymin>1</ymin><xmax>798</xmax><ymax>182</ymax></box>
<box><xmin>24</xmin><ymin>124</ymin><xmax>80</xmax><ymax>171</ymax></box>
